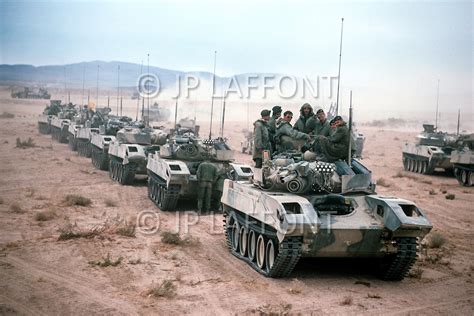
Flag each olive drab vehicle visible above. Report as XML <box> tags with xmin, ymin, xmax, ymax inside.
<box><xmin>402</xmin><ymin>124</ymin><xmax>457</xmax><ymax>174</ymax></box>
<box><xmin>146</xmin><ymin>129</ymin><xmax>253</xmax><ymax>211</ymax></box>
<box><xmin>108</xmin><ymin>126</ymin><xmax>166</xmax><ymax>185</ymax></box>
<box><xmin>38</xmin><ymin>100</ymin><xmax>63</xmax><ymax>135</ymax></box>
<box><xmin>221</xmin><ymin>151</ymin><xmax>432</xmax><ymax>280</ymax></box>
<box><xmin>90</xmin><ymin>114</ymin><xmax>131</xmax><ymax>171</ymax></box>
<box><xmin>12</xmin><ymin>87</ymin><xmax>51</xmax><ymax>99</ymax></box>
<box><xmin>451</xmin><ymin>133</ymin><xmax>474</xmax><ymax>186</ymax></box>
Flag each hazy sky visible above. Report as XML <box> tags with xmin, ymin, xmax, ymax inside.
<box><xmin>0</xmin><ymin>0</ymin><xmax>472</xmax><ymax>117</ymax></box>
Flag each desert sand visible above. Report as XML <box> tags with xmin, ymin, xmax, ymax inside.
<box><xmin>0</xmin><ymin>88</ymin><xmax>473</xmax><ymax>315</ymax></box>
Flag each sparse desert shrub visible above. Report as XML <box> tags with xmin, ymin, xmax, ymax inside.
<box><xmin>129</xmin><ymin>258</ymin><xmax>142</xmax><ymax>265</ymax></box>
<box><xmin>34</xmin><ymin>210</ymin><xmax>55</xmax><ymax>221</ymax></box>
<box><xmin>428</xmin><ymin>232</ymin><xmax>446</xmax><ymax>249</ymax></box>
<box><xmin>89</xmin><ymin>253</ymin><xmax>122</xmax><ymax>267</ymax></box>
<box><xmin>16</xmin><ymin>137</ymin><xmax>36</xmax><ymax>149</ymax></box>
<box><xmin>408</xmin><ymin>267</ymin><xmax>424</xmax><ymax>279</ymax></box>
<box><xmin>377</xmin><ymin>178</ymin><xmax>391</xmax><ymax>187</ymax></box>
<box><xmin>161</xmin><ymin>231</ymin><xmax>198</xmax><ymax>246</ymax></box>
<box><xmin>147</xmin><ymin>280</ymin><xmax>177</xmax><ymax>298</ymax></box>
<box><xmin>9</xmin><ymin>202</ymin><xmax>24</xmax><ymax>213</ymax></box>
<box><xmin>445</xmin><ymin>193</ymin><xmax>455</xmax><ymax>200</ymax></box>
<box><xmin>104</xmin><ymin>198</ymin><xmax>117</xmax><ymax>207</ymax></box>
<box><xmin>58</xmin><ymin>224</ymin><xmax>104</xmax><ymax>241</ymax></box>
<box><xmin>367</xmin><ymin>293</ymin><xmax>382</xmax><ymax>299</ymax></box>
<box><xmin>0</xmin><ymin>112</ymin><xmax>15</xmax><ymax>119</ymax></box>
<box><xmin>115</xmin><ymin>221</ymin><xmax>136</xmax><ymax>237</ymax></box>
<box><xmin>340</xmin><ymin>296</ymin><xmax>353</xmax><ymax>306</ymax></box>
<box><xmin>63</xmin><ymin>194</ymin><xmax>92</xmax><ymax>207</ymax></box>
<box><xmin>429</xmin><ymin>189</ymin><xmax>437</xmax><ymax>195</ymax></box>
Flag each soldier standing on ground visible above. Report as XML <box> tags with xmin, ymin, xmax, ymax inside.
<box><xmin>211</xmin><ymin>169</ymin><xmax>226</xmax><ymax>211</ymax></box>
<box><xmin>294</xmin><ymin>103</ymin><xmax>317</xmax><ymax>134</ymax></box>
<box><xmin>253</xmin><ymin>109</ymin><xmax>271</xmax><ymax>168</ymax></box>
<box><xmin>274</xmin><ymin>110</ymin><xmax>311</xmax><ymax>154</ymax></box>
<box><xmin>268</xmin><ymin>106</ymin><xmax>282</xmax><ymax>152</ymax></box>
<box><xmin>313</xmin><ymin>108</ymin><xmax>331</xmax><ymax>136</ymax></box>
<box><xmin>196</xmin><ymin>160</ymin><xmax>218</xmax><ymax>213</ymax></box>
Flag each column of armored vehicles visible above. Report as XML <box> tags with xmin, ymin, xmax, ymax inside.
<box><xmin>402</xmin><ymin>124</ymin><xmax>473</xmax><ymax>186</ymax></box>
<box><xmin>38</xmin><ymin>99</ymin><xmax>437</xmax><ymax>281</ymax></box>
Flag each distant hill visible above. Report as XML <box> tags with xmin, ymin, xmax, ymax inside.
<box><xmin>0</xmin><ymin>61</ymin><xmax>216</xmax><ymax>89</ymax></box>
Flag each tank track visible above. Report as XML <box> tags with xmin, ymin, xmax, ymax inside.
<box><xmin>77</xmin><ymin>140</ymin><xmax>92</xmax><ymax>158</ymax></box>
<box><xmin>51</xmin><ymin>127</ymin><xmax>67</xmax><ymax>143</ymax></box>
<box><xmin>223</xmin><ymin>209</ymin><xmax>302</xmax><ymax>278</ymax></box>
<box><xmin>91</xmin><ymin>146</ymin><xmax>109</xmax><ymax>171</ymax></box>
<box><xmin>38</xmin><ymin>122</ymin><xmax>50</xmax><ymax>135</ymax></box>
<box><xmin>402</xmin><ymin>153</ymin><xmax>435</xmax><ymax>174</ymax></box>
<box><xmin>68</xmin><ymin>135</ymin><xmax>77</xmax><ymax>151</ymax></box>
<box><xmin>147</xmin><ymin>172</ymin><xmax>180</xmax><ymax>211</ymax></box>
<box><xmin>380</xmin><ymin>237</ymin><xmax>418</xmax><ymax>281</ymax></box>
<box><xmin>109</xmin><ymin>158</ymin><xmax>136</xmax><ymax>185</ymax></box>
<box><xmin>453</xmin><ymin>165</ymin><xmax>474</xmax><ymax>186</ymax></box>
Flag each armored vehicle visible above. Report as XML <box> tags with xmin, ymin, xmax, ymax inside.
<box><xmin>12</xmin><ymin>87</ymin><xmax>50</xmax><ymax>99</ymax></box>
<box><xmin>147</xmin><ymin>132</ymin><xmax>253</xmax><ymax>211</ymax></box>
<box><xmin>451</xmin><ymin>134</ymin><xmax>474</xmax><ymax>186</ymax></box>
<box><xmin>402</xmin><ymin>124</ymin><xmax>457</xmax><ymax>174</ymax></box>
<box><xmin>38</xmin><ymin>114</ymin><xmax>52</xmax><ymax>135</ymax></box>
<box><xmin>67</xmin><ymin>123</ymin><xmax>82</xmax><ymax>151</ymax></box>
<box><xmin>51</xmin><ymin>115</ymin><xmax>71</xmax><ymax>143</ymax></box>
<box><xmin>38</xmin><ymin>100</ymin><xmax>63</xmax><ymax>134</ymax></box>
<box><xmin>221</xmin><ymin>151</ymin><xmax>432</xmax><ymax>280</ymax></box>
<box><xmin>76</xmin><ymin>125</ymin><xmax>100</xmax><ymax>157</ymax></box>
<box><xmin>352</xmin><ymin>129</ymin><xmax>365</xmax><ymax>158</ymax></box>
<box><xmin>108</xmin><ymin>126</ymin><xmax>166</xmax><ymax>185</ymax></box>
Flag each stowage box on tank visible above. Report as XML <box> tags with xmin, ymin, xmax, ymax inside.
<box><xmin>221</xmin><ymin>153</ymin><xmax>432</xmax><ymax>280</ymax></box>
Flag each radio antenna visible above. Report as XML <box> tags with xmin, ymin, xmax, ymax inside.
<box><xmin>174</xmin><ymin>99</ymin><xmax>178</xmax><ymax>131</ymax></box>
<box><xmin>96</xmin><ymin>65</ymin><xmax>100</xmax><ymax>107</ymax></box>
<box><xmin>81</xmin><ymin>65</ymin><xmax>85</xmax><ymax>106</ymax></box>
<box><xmin>347</xmin><ymin>90</ymin><xmax>353</xmax><ymax>166</ymax></box>
<box><xmin>220</xmin><ymin>96</ymin><xmax>227</xmax><ymax>138</ymax></box>
<box><xmin>435</xmin><ymin>79</ymin><xmax>440</xmax><ymax>129</ymax></box>
<box><xmin>116</xmin><ymin>65</ymin><xmax>120</xmax><ymax>114</ymax></box>
<box><xmin>147</xmin><ymin>53</ymin><xmax>150</xmax><ymax>127</ymax></box>
<box><xmin>208</xmin><ymin>50</ymin><xmax>217</xmax><ymax>140</ymax></box>
<box><xmin>335</xmin><ymin>18</ymin><xmax>344</xmax><ymax>116</ymax></box>
<box><xmin>136</xmin><ymin>60</ymin><xmax>143</xmax><ymax>121</ymax></box>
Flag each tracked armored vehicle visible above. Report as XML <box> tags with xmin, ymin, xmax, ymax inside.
<box><xmin>38</xmin><ymin>100</ymin><xmax>63</xmax><ymax>135</ymax></box>
<box><xmin>402</xmin><ymin>124</ymin><xmax>457</xmax><ymax>174</ymax></box>
<box><xmin>222</xmin><ymin>152</ymin><xmax>432</xmax><ymax>280</ymax></box>
<box><xmin>51</xmin><ymin>115</ymin><xmax>71</xmax><ymax>143</ymax></box>
<box><xmin>108</xmin><ymin>126</ymin><xmax>166</xmax><ymax>185</ymax></box>
<box><xmin>147</xmin><ymin>132</ymin><xmax>253</xmax><ymax>211</ymax></box>
<box><xmin>38</xmin><ymin>114</ymin><xmax>52</xmax><ymax>135</ymax></box>
<box><xmin>451</xmin><ymin>134</ymin><xmax>474</xmax><ymax>186</ymax></box>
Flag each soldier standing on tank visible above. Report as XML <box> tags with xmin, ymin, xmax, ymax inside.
<box><xmin>294</xmin><ymin>103</ymin><xmax>317</xmax><ymax>134</ymax></box>
<box><xmin>253</xmin><ymin>109</ymin><xmax>271</xmax><ymax>168</ymax></box>
<box><xmin>268</xmin><ymin>106</ymin><xmax>282</xmax><ymax>151</ymax></box>
<box><xmin>313</xmin><ymin>108</ymin><xmax>331</xmax><ymax>136</ymax></box>
<box><xmin>211</xmin><ymin>169</ymin><xmax>226</xmax><ymax>211</ymax></box>
<box><xmin>313</xmin><ymin>116</ymin><xmax>351</xmax><ymax>162</ymax></box>
<box><xmin>196</xmin><ymin>160</ymin><xmax>218</xmax><ymax>213</ymax></box>
<box><xmin>274</xmin><ymin>110</ymin><xmax>311</xmax><ymax>154</ymax></box>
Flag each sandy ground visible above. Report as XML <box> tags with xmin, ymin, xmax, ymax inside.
<box><xmin>0</xmin><ymin>92</ymin><xmax>473</xmax><ymax>315</ymax></box>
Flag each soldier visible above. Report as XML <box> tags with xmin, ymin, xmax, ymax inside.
<box><xmin>253</xmin><ymin>109</ymin><xmax>271</xmax><ymax>168</ymax></box>
<box><xmin>294</xmin><ymin>103</ymin><xmax>317</xmax><ymax>134</ymax></box>
<box><xmin>196</xmin><ymin>160</ymin><xmax>218</xmax><ymax>213</ymax></box>
<box><xmin>274</xmin><ymin>110</ymin><xmax>311</xmax><ymax>153</ymax></box>
<box><xmin>313</xmin><ymin>116</ymin><xmax>350</xmax><ymax>162</ymax></box>
<box><xmin>313</xmin><ymin>108</ymin><xmax>331</xmax><ymax>136</ymax></box>
<box><xmin>268</xmin><ymin>106</ymin><xmax>282</xmax><ymax>151</ymax></box>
